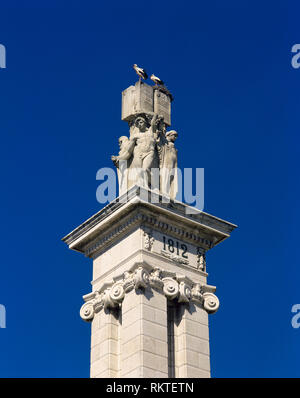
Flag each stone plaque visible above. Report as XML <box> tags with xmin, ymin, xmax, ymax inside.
<box><xmin>136</xmin><ymin>82</ymin><xmax>153</xmax><ymax>114</ymax></box>
<box><xmin>154</xmin><ymin>89</ymin><xmax>171</xmax><ymax>126</ymax></box>
<box><xmin>121</xmin><ymin>82</ymin><xmax>154</xmax><ymax>121</ymax></box>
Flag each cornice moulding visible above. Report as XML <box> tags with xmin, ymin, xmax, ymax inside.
<box><xmin>62</xmin><ymin>186</ymin><xmax>237</xmax><ymax>257</ymax></box>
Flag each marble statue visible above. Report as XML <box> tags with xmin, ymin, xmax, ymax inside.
<box><xmin>158</xmin><ymin>130</ymin><xmax>178</xmax><ymax>199</ymax></box>
<box><xmin>111</xmin><ymin>136</ymin><xmax>135</xmax><ymax>196</ymax></box>
<box><xmin>112</xmin><ymin>80</ymin><xmax>178</xmax><ymax>199</ymax></box>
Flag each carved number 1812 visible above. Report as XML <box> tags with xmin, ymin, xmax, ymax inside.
<box><xmin>163</xmin><ymin>236</ymin><xmax>188</xmax><ymax>258</ymax></box>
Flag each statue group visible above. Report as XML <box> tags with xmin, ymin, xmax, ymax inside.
<box><xmin>111</xmin><ymin>112</ymin><xmax>178</xmax><ymax>199</ymax></box>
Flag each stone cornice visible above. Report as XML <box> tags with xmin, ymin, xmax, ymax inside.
<box><xmin>80</xmin><ymin>263</ymin><xmax>220</xmax><ymax>321</ymax></box>
<box><xmin>85</xmin><ymin>213</ymin><xmax>141</xmax><ymax>257</ymax></box>
<box><xmin>62</xmin><ymin>186</ymin><xmax>237</xmax><ymax>257</ymax></box>
<box><xmin>62</xmin><ymin>187</ymin><xmax>139</xmax><ymax>249</ymax></box>
<box><xmin>85</xmin><ymin>211</ymin><xmax>217</xmax><ymax>258</ymax></box>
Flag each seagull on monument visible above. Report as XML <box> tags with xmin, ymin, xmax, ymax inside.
<box><xmin>133</xmin><ymin>64</ymin><xmax>148</xmax><ymax>81</ymax></box>
<box><xmin>150</xmin><ymin>74</ymin><xmax>164</xmax><ymax>86</ymax></box>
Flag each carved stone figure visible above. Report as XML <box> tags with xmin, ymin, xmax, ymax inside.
<box><xmin>158</xmin><ymin>130</ymin><xmax>178</xmax><ymax>199</ymax></box>
<box><xmin>128</xmin><ymin>113</ymin><xmax>160</xmax><ymax>189</ymax></box>
<box><xmin>112</xmin><ymin>80</ymin><xmax>179</xmax><ymax>198</ymax></box>
<box><xmin>111</xmin><ymin>136</ymin><xmax>135</xmax><ymax>195</ymax></box>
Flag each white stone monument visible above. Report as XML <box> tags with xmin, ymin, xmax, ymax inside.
<box><xmin>62</xmin><ymin>70</ymin><xmax>237</xmax><ymax>378</ymax></box>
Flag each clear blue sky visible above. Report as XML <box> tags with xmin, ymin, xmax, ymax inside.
<box><xmin>0</xmin><ymin>0</ymin><xmax>299</xmax><ymax>377</ymax></box>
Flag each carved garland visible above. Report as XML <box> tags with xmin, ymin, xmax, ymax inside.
<box><xmin>80</xmin><ymin>265</ymin><xmax>219</xmax><ymax>321</ymax></box>
<box><xmin>143</xmin><ymin>229</ymin><xmax>155</xmax><ymax>251</ymax></box>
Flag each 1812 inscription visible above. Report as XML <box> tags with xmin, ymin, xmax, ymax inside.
<box><xmin>163</xmin><ymin>236</ymin><xmax>188</xmax><ymax>259</ymax></box>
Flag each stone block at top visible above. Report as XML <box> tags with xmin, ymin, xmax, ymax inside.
<box><xmin>122</xmin><ymin>81</ymin><xmax>171</xmax><ymax>126</ymax></box>
<box><xmin>153</xmin><ymin>88</ymin><xmax>171</xmax><ymax>126</ymax></box>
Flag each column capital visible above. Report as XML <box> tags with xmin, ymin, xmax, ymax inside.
<box><xmin>80</xmin><ymin>262</ymin><xmax>220</xmax><ymax>321</ymax></box>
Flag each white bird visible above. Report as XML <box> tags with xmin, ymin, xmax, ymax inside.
<box><xmin>150</xmin><ymin>74</ymin><xmax>164</xmax><ymax>86</ymax></box>
<box><xmin>133</xmin><ymin>64</ymin><xmax>148</xmax><ymax>81</ymax></box>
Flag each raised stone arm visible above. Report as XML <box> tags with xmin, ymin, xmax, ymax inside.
<box><xmin>151</xmin><ymin>113</ymin><xmax>164</xmax><ymax>141</ymax></box>
<box><xmin>151</xmin><ymin>113</ymin><xmax>158</xmax><ymax>130</ymax></box>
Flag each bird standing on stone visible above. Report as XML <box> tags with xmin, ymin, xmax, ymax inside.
<box><xmin>150</xmin><ymin>74</ymin><xmax>164</xmax><ymax>86</ymax></box>
<box><xmin>133</xmin><ymin>64</ymin><xmax>148</xmax><ymax>81</ymax></box>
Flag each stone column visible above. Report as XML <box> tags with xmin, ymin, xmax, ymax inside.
<box><xmin>174</xmin><ymin>303</ymin><xmax>210</xmax><ymax>378</ymax></box>
<box><xmin>90</xmin><ymin>308</ymin><xmax>120</xmax><ymax>378</ymax></box>
<box><xmin>120</xmin><ymin>286</ymin><xmax>168</xmax><ymax>377</ymax></box>
<box><xmin>64</xmin><ymin>189</ymin><xmax>236</xmax><ymax>378</ymax></box>
<box><xmin>79</xmin><ymin>263</ymin><xmax>220</xmax><ymax>378</ymax></box>
<box><xmin>121</xmin><ymin>289</ymin><xmax>168</xmax><ymax>377</ymax></box>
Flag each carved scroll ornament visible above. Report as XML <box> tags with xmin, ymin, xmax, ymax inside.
<box><xmin>80</xmin><ymin>264</ymin><xmax>219</xmax><ymax>321</ymax></box>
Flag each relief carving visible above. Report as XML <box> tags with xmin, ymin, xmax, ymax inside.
<box><xmin>79</xmin><ymin>264</ymin><xmax>220</xmax><ymax>321</ymax></box>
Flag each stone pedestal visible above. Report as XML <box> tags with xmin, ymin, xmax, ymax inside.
<box><xmin>62</xmin><ymin>186</ymin><xmax>236</xmax><ymax>378</ymax></box>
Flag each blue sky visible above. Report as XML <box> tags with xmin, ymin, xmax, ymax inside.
<box><xmin>0</xmin><ymin>0</ymin><xmax>299</xmax><ymax>377</ymax></box>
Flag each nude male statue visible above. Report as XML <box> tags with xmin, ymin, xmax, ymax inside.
<box><xmin>128</xmin><ymin>113</ymin><xmax>162</xmax><ymax>189</ymax></box>
<box><xmin>111</xmin><ymin>113</ymin><xmax>164</xmax><ymax>193</ymax></box>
